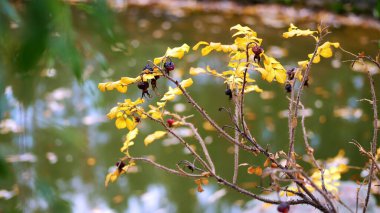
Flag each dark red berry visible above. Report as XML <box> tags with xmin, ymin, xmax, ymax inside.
<box><xmin>137</xmin><ymin>81</ymin><xmax>149</xmax><ymax>90</ymax></box>
<box><xmin>277</xmin><ymin>202</ymin><xmax>290</xmax><ymax>213</ymax></box>
<box><xmin>252</xmin><ymin>45</ymin><xmax>263</xmax><ymax>63</ymax></box>
<box><xmin>115</xmin><ymin>161</ymin><xmax>126</xmax><ymax>171</ymax></box>
<box><xmin>143</xmin><ymin>64</ymin><xmax>154</xmax><ymax>73</ymax></box>
<box><xmin>164</xmin><ymin>61</ymin><xmax>175</xmax><ymax>72</ymax></box>
<box><xmin>134</xmin><ymin>116</ymin><xmax>141</xmax><ymax>123</ymax></box>
<box><xmin>285</xmin><ymin>83</ymin><xmax>292</xmax><ymax>93</ymax></box>
<box><xmin>225</xmin><ymin>88</ymin><xmax>232</xmax><ymax>99</ymax></box>
<box><xmin>167</xmin><ymin>118</ymin><xmax>175</xmax><ymax>127</ymax></box>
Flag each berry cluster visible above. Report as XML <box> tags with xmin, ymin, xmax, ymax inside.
<box><xmin>137</xmin><ymin>60</ymin><xmax>175</xmax><ymax>98</ymax></box>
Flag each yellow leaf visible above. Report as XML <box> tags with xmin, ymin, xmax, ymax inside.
<box><xmin>189</xmin><ymin>67</ymin><xmax>206</xmax><ymax>75</ymax></box>
<box><xmin>105</xmin><ymin>82</ymin><xmax>115</xmax><ymax>91</ymax></box>
<box><xmin>120</xmin><ymin>141</ymin><xmax>134</xmax><ymax>153</ymax></box>
<box><xmin>193</xmin><ymin>41</ymin><xmax>209</xmax><ymax>50</ymax></box>
<box><xmin>116</xmin><ymin>84</ymin><xmax>127</xmax><ymax>93</ymax></box>
<box><xmin>126</xmin><ymin>128</ymin><xmax>139</xmax><ymax>142</ymax></box>
<box><xmin>201</xmin><ymin>46</ymin><xmax>213</xmax><ymax>56</ymax></box>
<box><xmin>180</xmin><ymin>78</ymin><xmax>193</xmax><ymax>88</ymax></box>
<box><xmin>244</xmin><ymin>85</ymin><xmax>263</xmax><ymax>93</ymax></box>
<box><xmin>317</xmin><ymin>42</ymin><xmax>339</xmax><ymax>59</ymax></box>
<box><xmin>143</xmin><ymin>74</ymin><xmax>156</xmax><ymax>81</ymax></box>
<box><xmin>230</xmin><ymin>24</ymin><xmax>257</xmax><ymax>37</ymax></box>
<box><xmin>132</xmin><ymin>98</ymin><xmax>145</xmax><ymax>106</ymax></box>
<box><xmin>298</xmin><ymin>60</ymin><xmax>309</xmax><ymax>69</ymax></box>
<box><xmin>161</xmin><ymin>93</ymin><xmax>176</xmax><ymax>101</ymax></box>
<box><xmin>115</xmin><ymin>117</ymin><xmax>127</xmax><ymax>129</ymax></box>
<box><xmin>98</xmin><ymin>83</ymin><xmax>107</xmax><ymax>92</ymax></box>
<box><xmin>156</xmin><ymin>101</ymin><xmax>166</xmax><ymax>108</ymax></box>
<box><xmin>154</xmin><ymin>56</ymin><xmax>164</xmax><ymax>65</ymax></box>
<box><xmin>166</xmin><ymin>43</ymin><xmax>190</xmax><ymax>59</ymax></box>
<box><xmin>144</xmin><ymin>131</ymin><xmax>167</xmax><ymax>146</ymax></box>
<box><xmin>105</xmin><ymin>170</ymin><xmax>120</xmax><ymax>187</ymax></box>
<box><xmin>125</xmin><ymin>117</ymin><xmax>137</xmax><ymax>131</ymax></box>
<box><xmin>275</xmin><ymin>69</ymin><xmax>287</xmax><ymax>83</ymax></box>
<box><xmin>107</xmin><ymin>107</ymin><xmax>118</xmax><ymax>119</ymax></box>
<box><xmin>120</xmin><ymin>77</ymin><xmax>138</xmax><ymax>85</ymax></box>
<box><xmin>282</xmin><ymin>23</ymin><xmax>317</xmax><ymax>38</ymax></box>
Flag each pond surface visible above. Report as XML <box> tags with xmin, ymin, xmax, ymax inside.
<box><xmin>1</xmin><ymin>4</ymin><xmax>380</xmax><ymax>213</ymax></box>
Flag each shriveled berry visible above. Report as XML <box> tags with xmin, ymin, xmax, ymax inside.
<box><xmin>286</xmin><ymin>68</ymin><xmax>295</xmax><ymax>80</ymax></box>
<box><xmin>252</xmin><ymin>45</ymin><xmax>263</xmax><ymax>55</ymax></box>
<box><xmin>164</xmin><ymin>61</ymin><xmax>175</xmax><ymax>72</ymax></box>
<box><xmin>252</xmin><ymin>45</ymin><xmax>264</xmax><ymax>63</ymax></box>
<box><xmin>277</xmin><ymin>202</ymin><xmax>290</xmax><ymax>213</ymax></box>
<box><xmin>143</xmin><ymin>64</ymin><xmax>154</xmax><ymax>73</ymax></box>
<box><xmin>285</xmin><ymin>83</ymin><xmax>292</xmax><ymax>93</ymax></box>
<box><xmin>115</xmin><ymin>161</ymin><xmax>126</xmax><ymax>171</ymax></box>
<box><xmin>167</xmin><ymin>118</ymin><xmax>175</xmax><ymax>127</ymax></box>
<box><xmin>137</xmin><ymin>81</ymin><xmax>149</xmax><ymax>90</ymax></box>
<box><xmin>225</xmin><ymin>88</ymin><xmax>232</xmax><ymax>99</ymax></box>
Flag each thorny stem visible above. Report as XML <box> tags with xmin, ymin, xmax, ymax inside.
<box><xmin>288</xmin><ymin>39</ymin><xmax>321</xmax><ymax>167</ymax></box>
<box><xmin>233</xmin><ymin>95</ymin><xmax>240</xmax><ymax>184</ymax></box>
<box><xmin>299</xmin><ymin>101</ymin><xmax>321</xmax><ymax>169</ymax></box>
<box><xmin>287</xmin><ymin>79</ymin><xmax>296</xmax><ymax>166</ymax></box>
<box><xmin>363</xmin><ymin>65</ymin><xmax>378</xmax><ymax>213</ymax></box>
<box><xmin>240</xmin><ymin>42</ymin><xmax>257</xmax><ymax>135</ymax></box>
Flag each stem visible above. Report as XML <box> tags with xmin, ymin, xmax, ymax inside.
<box><xmin>233</xmin><ymin>95</ymin><xmax>240</xmax><ymax>184</ymax></box>
<box><xmin>287</xmin><ymin>80</ymin><xmax>296</xmax><ymax>166</ymax></box>
<box><xmin>288</xmin><ymin>39</ymin><xmax>321</xmax><ymax>166</ymax></box>
<box><xmin>240</xmin><ymin>42</ymin><xmax>256</xmax><ymax>135</ymax></box>
<box><xmin>363</xmin><ymin>69</ymin><xmax>378</xmax><ymax>213</ymax></box>
<box><xmin>123</xmin><ymin>156</ymin><xmax>203</xmax><ymax>178</ymax></box>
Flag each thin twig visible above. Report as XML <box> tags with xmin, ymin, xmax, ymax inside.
<box><xmin>240</xmin><ymin>42</ymin><xmax>257</xmax><ymax>136</ymax></box>
<box><xmin>144</xmin><ymin>112</ymin><xmax>212</xmax><ymax>172</ymax></box>
<box><xmin>183</xmin><ymin>121</ymin><xmax>216</xmax><ymax>173</ymax></box>
<box><xmin>122</xmin><ymin>156</ymin><xmax>203</xmax><ymax>178</ymax></box>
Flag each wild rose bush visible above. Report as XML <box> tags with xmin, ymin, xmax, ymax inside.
<box><xmin>98</xmin><ymin>24</ymin><xmax>379</xmax><ymax>213</ymax></box>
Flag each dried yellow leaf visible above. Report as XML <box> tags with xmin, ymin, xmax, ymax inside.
<box><xmin>144</xmin><ymin>131</ymin><xmax>167</xmax><ymax>146</ymax></box>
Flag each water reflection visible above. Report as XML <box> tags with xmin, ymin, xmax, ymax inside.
<box><xmin>0</xmin><ymin>2</ymin><xmax>380</xmax><ymax>213</ymax></box>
